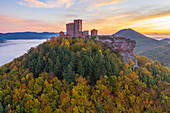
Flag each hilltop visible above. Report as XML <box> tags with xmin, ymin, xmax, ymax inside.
<box><xmin>114</xmin><ymin>28</ymin><xmax>170</xmax><ymax>67</ymax></box>
<box><xmin>0</xmin><ymin>32</ymin><xmax>59</xmax><ymax>40</ymax></box>
<box><xmin>114</xmin><ymin>28</ymin><xmax>167</xmax><ymax>54</ymax></box>
<box><xmin>0</xmin><ymin>37</ymin><xmax>169</xmax><ymax>112</ymax></box>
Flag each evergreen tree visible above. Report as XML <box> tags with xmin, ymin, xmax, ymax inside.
<box><xmin>49</xmin><ymin>58</ymin><xmax>54</xmax><ymax>73</ymax></box>
<box><xmin>86</xmin><ymin>57</ymin><xmax>93</xmax><ymax>76</ymax></box>
<box><xmin>96</xmin><ymin>104</ymin><xmax>105</xmax><ymax>113</ymax></box>
<box><xmin>54</xmin><ymin>57</ymin><xmax>62</xmax><ymax>79</ymax></box>
<box><xmin>0</xmin><ymin>103</ymin><xmax>3</xmax><ymax>113</ymax></box>
<box><xmin>77</xmin><ymin>61</ymin><xmax>84</xmax><ymax>76</ymax></box>
<box><xmin>5</xmin><ymin>105</ymin><xmax>10</xmax><ymax>113</ymax></box>
<box><xmin>49</xmin><ymin>47</ymin><xmax>57</xmax><ymax>63</ymax></box>
<box><xmin>106</xmin><ymin>62</ymin><xmax>112</xmax><ymax>76</ymax></box>
<box><xmin>35</xmin><ymin>58</ymin><xmax>42</xmax><ymax>77</ymax></box>
<box><xmin>63</xmin><ymin>63</ymin><xmax>75</xmax><ymax>83</ymax></box>
<box><xmin>93</xmin><ymin>55</ymin><xmax>100</xmax><ymax>81</ymax></box>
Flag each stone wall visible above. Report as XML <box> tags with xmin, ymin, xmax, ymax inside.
<box><xmin>96</xmin><ymin>36</ymin><xmax>138</xmax><ymax>67</ymax></box>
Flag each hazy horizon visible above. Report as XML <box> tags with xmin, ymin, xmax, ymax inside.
<box><xmin>0</xmin><ymin>30</ymin><xmax>170</xmax><ymax>36</ymax></box>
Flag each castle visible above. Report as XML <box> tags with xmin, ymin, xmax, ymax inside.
<box><xmin>59</xmin><ymin>19</ymin><xmax>138</xmax><ymax>67</ymax></box>
<box><xmin>60</xmin><ymin>19</ymin><xmax>98</xmax><ymax>38</ymax></box>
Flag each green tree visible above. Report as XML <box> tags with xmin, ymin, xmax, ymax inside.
<box><xmin>63</xmin><ymin>63</ymin><xmax>75</xmax><ymax>83</ymax></box>
<box><xmin>54</xmin><ymin>57</ymin><xmax>62</xmax><ymax>79</ymax></box>
<box><xmin>77</xmin><ymin>61</ymin><xmax>84</xmax><ymax>76</ymax></box>
<box><xmin>35</xmin><ymin>57</ymin><xmax>42</xmax><ymax>77</ymax></box>
<box><xmin>49</xmin><ymin>58</ymin><xmax>54</xmax><ymax>73</ymax></box>
<box><xmin>0</xmin><ymin>103</ymin><xmax>3</xmax><ymax>113</ymax></box>
<box><xmin>96</xmin><ymin>103</ymin><xmax>105</xmax><ymax>113</ymax></box>
<box><xmin>5</xmin><ymin>104</ymin><xmax>10</xmax><ymax>113</ymax></box>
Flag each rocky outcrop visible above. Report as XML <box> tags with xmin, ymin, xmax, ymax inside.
<box><xmin>114</xmin><ymin>28</ymin><xmax>167</xmax><ymax>54</ymax></box>
<box><xmin>96</xmin><ymin>36</ymin><xmax>138</xmax><ymax>67</ymax></box>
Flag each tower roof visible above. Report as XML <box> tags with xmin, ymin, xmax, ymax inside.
<box><xmin>66</xmin><ymin>23</ymin><xmax>74</xmax><ymax>25</ymax></box>
<box><xmin>74</xmin><ymin>19</ymin><xmax>82</xmax><ymax>21</ymax></box>
<box><xmin>91</xmin><ymin>29</ymin><xmax>97</xmax><ymax>31</ymax></box>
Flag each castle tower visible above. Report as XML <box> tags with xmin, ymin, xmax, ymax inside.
<box><xmin>59</xmin><ymin>31</ymin><xmax>64</xmax><ymax>37</ymax></box>
<box><xmin>66</xmin><ymin>23</ymin><xmax>74</xmax><ymax>37</ymax></box>
<box><xmin>74</xmin><ymin>19</ymin><xmax>82</xmax><ymax>37</ymax></box>
<box><xmin>83</xmin><ymin>30</ymin><xmax>89</xmax><ymax>38</ymax></box>
<box><xmin>91</xmin><ymin>29</ymin><xmax>98</xmax><ymax>36</ymax></box>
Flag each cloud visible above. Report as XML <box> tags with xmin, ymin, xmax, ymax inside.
<box><xmin>0</xmin><ymin>15</ymin><xmax>63</xmax><ymax>33</ymax></box>
<box><xmin>18</xmin><ymin>0</ymin><xmax>74</xmax><ymax>8</ymax></box>
<box><xmin>135</xmin><ymin>9</ymin><xmax>170</xmax><ymax>21</ymax></box>
<box><xmin>18</xmin><ymin>0</ymin><xmax>124</xmax><ymax>9</ymax></box>
<box><xmin>115</xmin><ymin>9</ymin><xmax>170</xmax><ymax>29</ymax></box>
<box><xmin>18</xmin><ymin>0</ymin><xmax>47</xmax><ymax>8</ymax></box>
<box><xmin>95</xmin><ymin>0</ymin><xmax>122</xmax><ymax>7</ymax></box>
<box><xmin>83</xmin><ymin>8</ymin><xmax>170</xmax><ymax>34</ymax></box>
<box><xmin>64</xmin><ymin>14</ymin><xmax>78</xmax><ymax>18</ymax></box>
<box><xmin>4</xmin><ymin>0</ymin><xmax>170</xmax><ymax>34</ymax></box>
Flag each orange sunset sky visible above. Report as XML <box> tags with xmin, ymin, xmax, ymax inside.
<box><xmin>0</xmin><ymin>0</ymin><xmax>170</xmax><ymax>34</ymax></box>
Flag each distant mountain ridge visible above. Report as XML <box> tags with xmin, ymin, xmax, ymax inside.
<box><xmin>114</xmin><ymin>28</ymin><xmax>167</xmax><ymax>54</ymax></box>
<box><xmin>0</xmin><ymin>32</ymin><xmax>59</xmax><ymax>40</ymax></box>
<box><xmin>0</xmin><ymin>39</ymin><xmax>5</xmax><ymax>43</ymax></box>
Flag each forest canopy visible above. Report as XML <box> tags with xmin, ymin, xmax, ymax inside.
<box><xmin>0</xmin><ymin>37</ymin><xmax>169</xmax><ymax>113</ymax></box>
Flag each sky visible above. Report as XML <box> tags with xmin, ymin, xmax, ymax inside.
<box><xmin>0</xmin><ymin>0</ymin><xmax>170</xmax><ymax>34</ymax></box>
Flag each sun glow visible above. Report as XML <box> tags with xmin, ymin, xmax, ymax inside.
<box><xmin>127</xmin><ymin>16</ymin><xmax>170</xmax><ymax>34</ymax></box>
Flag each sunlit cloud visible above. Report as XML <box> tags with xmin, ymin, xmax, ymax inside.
<box><xmin>0</xmin><ymin>15</ymin><xmax>63</xmax><ymax>33</ymax></box>
<box><xmin>95</xmin><ymin>0</ymin><xmax>123</xmax><ymax>7</ymax></box>
<box><xmin>18</xmin><ymin>0</ymin><xmax>47</xmax><ymax>8</ymax></box>
<box><xmin>83</xmin><ymin>7</ymin><xmax>170</xmax><ymax>34</ymax></box>
<box><xmin>125</xmin><ymin>16</ymin><xmax>170</xmax><ymax>34</ymax></box>
<box><xmin>18</xmin><ymin>0</ymin><xmax>124</xmax><ymax>9</ymax></box>
<box><xmin>18</xmin><ymin>0</ymin><xmax>74</xmax><ymax>8</ymax></box>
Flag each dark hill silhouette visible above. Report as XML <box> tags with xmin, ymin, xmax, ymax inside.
<box><xmin>0</xmin><ymin>32</ymin><xmax>59</xmax><ymax>40</ymax></box>
<box><xmin>160</xmin><ymin>38</ymin><xmax>170</xmax><ymax>43</ymax></box>
<box><xmin>114</xmin><ymin>28</ymin><xmax>167</xmax><ymax>54</ymax></box>
<box><xmin>0</xmin><ymin>39</ymin><xmax>5</xmax><ymax>43</ymax></box>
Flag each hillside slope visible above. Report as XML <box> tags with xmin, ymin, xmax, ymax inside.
<box><xmin>114</xmin><ymin>28</ymin><xmax>167</xmax><ymax>54</ymax></box>
<box><xmin>0</xmin><ymin>37</ymin><xmax>169</xmax><ymax>112</ymax></box>
<box><xmin>160</xmin><ymin>38</ymin><xmax>170</xmax><ymax>43</ymax></box>
<box><xmin>139</xmin><ymin>44</ymin><xmax>170</xmax><ymax>67</ymax></box>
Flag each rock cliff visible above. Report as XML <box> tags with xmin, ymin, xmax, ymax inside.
<box><xmin>96</xmin><ymin>36</ymin><xmax>138</xmax><ymax>67</ymax></box>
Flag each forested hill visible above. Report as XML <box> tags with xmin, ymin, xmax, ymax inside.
<box><xmin>139</xmin><ymin>44</ymin><xmax>170</xmax><ymax>67</ymax></box>
<box><xmin>0</xmin><ymin>37</ymin><xmax>169</xmax><ymax>112</ymax></box>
